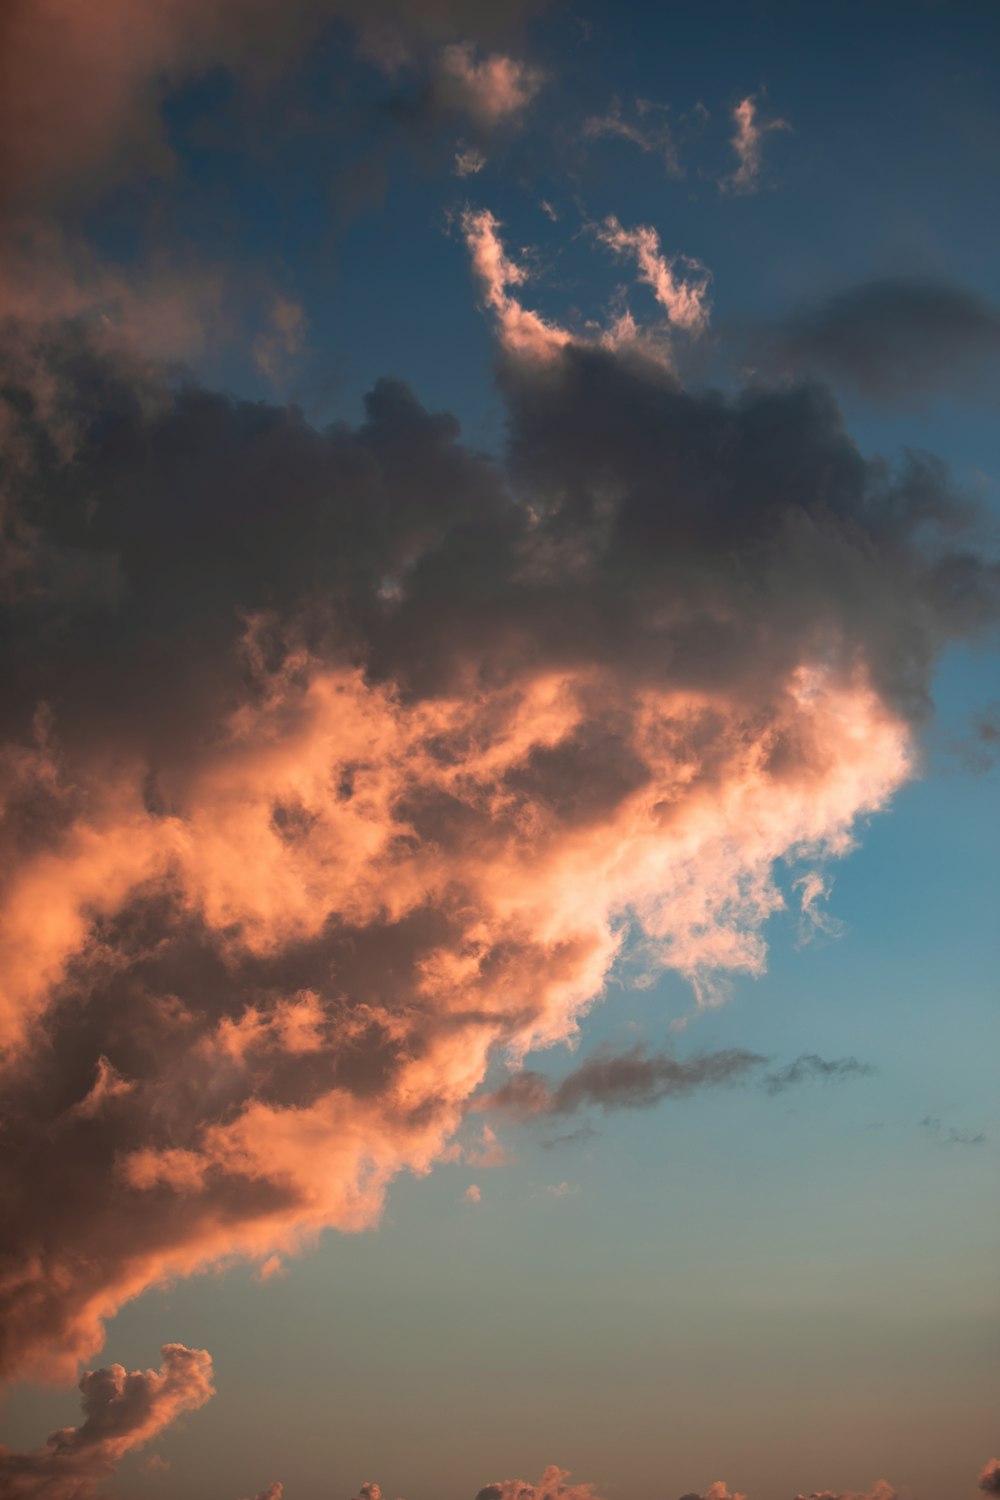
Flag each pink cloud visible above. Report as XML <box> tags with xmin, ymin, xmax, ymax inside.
<box><xmin>437</xmin><ymin>42</ymin><xmax>543</xmax><ymax>126</ymax></box>
<box><xmin>461</xmin><ymin>207</ymin><xmax>572</xmax><ymax>360</ymax></box>
<box><xmin>595</xmin><ymin>215</ymin><xmax>711</xmax><ymax>333</ymax></box>
<box><xmin>723</xmin><ymin>94</ymin><xmax>790</xmax><ymax>195</ymax></box>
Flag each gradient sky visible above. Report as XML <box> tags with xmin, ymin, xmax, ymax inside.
<box><xmin>0</xmin><ymin>5</ymin><xmax>998</xmax><ymax>1500</ymax></box>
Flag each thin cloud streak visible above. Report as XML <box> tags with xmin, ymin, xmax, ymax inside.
<box><xmin>482</xmin><ymin>1045</ymin><xmax>873</xmax><ymax>1117</ymax></box>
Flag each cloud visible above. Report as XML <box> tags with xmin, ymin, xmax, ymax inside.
<box><xmin>793</xmin><ymin>1486</ymin><xmax>897</xmax><ymax>1500</ymax></box>
<box><xmin>435</xmin><ymin>41</ymin><xmax>542</xmax><ymax>126</ymax></box>
<box><xmin>483</xmin><ymin>1045</ymin><xmax>873</xmax><ymax>1117</ymax></box>
<box><xmin>767</xmin><ymin>279</ymin><xmax>1000</xmax><ymax>401</ymax></box>
<box><xmin>980</xmin><ymin>1459</ymin><xmax>1000</xmax><ymax>1494</ymax></box>
<box><xmin>582</xmin><ymin>97</ymin><xmax>682</xmax><ymax>178</ymax></box>
<box><xmin>722</xmin><ymin>93</ymin><xmax>789</xmax><ymax>195</ymax></box>
<box><xmin>483</xmin><ymin>1043</ymin><xmax>765</xmax><ymax>1117</ymax></box>
<box><xmin>762</xmin><ymin>1054</ymin><xmax>874</xmax><ymax>1095</ymax></box>
<box><xmin>476</xmin><ymin>1467</ymin><xmax>603</xmax><ymax>1500</ymax></box>
<box><xmin>455</xmin><ymin>145</ymin><xmax>488</xmax><ymax>176</ymax></box>
<box><xmin>0</xmin><ymin>0</ymin><xmax>546</xmax><ymax>215</ymax></box>
<box><xmin>464</xmin><ymin>1183</ymin><xmax>482</xmax><ymax>1202</ymax></box>
<box><xmin>462</xmin><ymin>207</ymin><xmax>709</xmax><ymax>365</ymax></box>
<box><xmin>461</xmin><ymin>206</ymin><xmax>573</xmax><ymax>359</ymax></box>
<box><xmin>0</xmin><ymin>1344</ymin><xmax>214</xmax><ymax>1499</ymax></box>
<box><xmin>0</xmin><ymin>285</ymin><xmax>995</xmax><ymax>1384</ymax></box>
<box><xmin>541</xmin><ymin>1181</ymin><xmax>579</xmax><ymax>1198</ymax></box>
<box><xmin>919</xmin><ymin>1116</ymin><xmax>987</xmax><ymax>1146</ymax></box>
<box><xmin>241</xmin><ymin>1486</ymin><xmax>284</xmax><ymax>1500</ymax></box>
<box><xmin>595</xmin><ymin>216</ymin><xmax>711</xmax><ymax>333</ymax></box>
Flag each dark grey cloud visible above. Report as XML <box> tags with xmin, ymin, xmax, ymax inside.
<box><xmin>762</xmin><ymin>1053</ymin><xmax>874</xmax><ymax>1095</ymax></box>
<box><xmin>484</xmin><ymin>1043</ymin><xmax>764</xmax><ymax>1116</ymax></box>
<box><xmin>767</xmin><ymin>278</ymin><xmax>1000</xmax><ymax>401</ymax></box>
<box><xmin>484</xmin><ymin>1045</ymin><xmax>874</xmax><ymax>1118</ymax></box>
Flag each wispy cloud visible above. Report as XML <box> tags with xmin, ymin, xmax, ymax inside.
<box><xmin>722</xmin><ymin>93</ymin><xmax>790</xmax><ymax>195</ymax></box>
<box><xmin>583</xmin><ymin>96</ymin><xmax>682</xmax><ymax>177</ymax></box>
<box><xmin>595</xmin><ymin>215</ymin><xmax>712</xmax><ymax>333</ymax></box>
<box><xmin>483</xmin><ymin>1045</ymin><xmax>873</xmax><ymax>1118</ymax></box>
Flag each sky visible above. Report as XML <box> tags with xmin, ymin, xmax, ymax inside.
<box><xmin>0</xmin><ymin>3</ymin><xmax>998</xmax><ymax>1500</ymax></box>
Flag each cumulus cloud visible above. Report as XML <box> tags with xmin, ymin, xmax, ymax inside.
<box><xmin>241</xmin><ymin>1486</ymin><xmax>284</xmax><ymax>1500</ymax></box>
<box><xmin>476</xmin><ymin>1466</ymin><xmax>604</xmax><ymax>1500</ymax></box>
<box><xmin>0</xmin><ymin>1344</ymin><xmax>213</xmax><ymax>1499</ymax></box>
<box><xmin>678</xmin><ymin>1486</ymin><xmax>747</xmax><ymax>1500</ymax></box>
<box><xmin>0</xmin><ymin>261</ymin><xmax>995</xmax><ymax>1386</ymax></box>
<box><xmin>767</xmin><ymin>279</ymin><xmax>1000</xmax><ymax>401</ymax></box>
<box><xmin>722</xmin><ymin>94</ymin><xmax>789</xmax><ymax>195</ymax></box>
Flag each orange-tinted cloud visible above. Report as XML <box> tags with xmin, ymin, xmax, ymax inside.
<box><xmin>0</xmin><ymin>300</ymin><xmax>994</xmax><ymax>1386</ymax></box>
<box><xmin>0</xmin><ymin>1344</ymin><xmax>213</xmax><ymax>1499</ymax></box>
